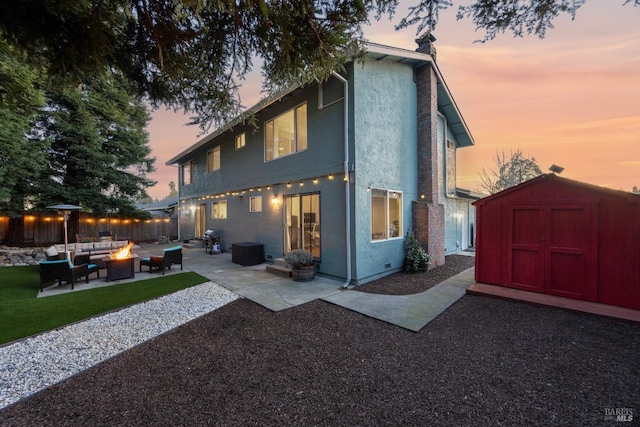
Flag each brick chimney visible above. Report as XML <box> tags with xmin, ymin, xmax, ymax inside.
<box><xmin>412</xmin><ymin>32</ymin><xmax>445</xmax><ymax>268</ymax></box>
<box><xmin>415</xmin><ymin>32</ymin><xmax>437</xmax><ymax>60</ymax></box>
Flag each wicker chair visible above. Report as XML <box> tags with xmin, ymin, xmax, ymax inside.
<box><xmin>140</xmin><ymin>246</ymin><xmax>183</xmax><ymax>275</ymax></box>
<box><xmin>39</xmin><ymin>258</ymin><xmax>100</xmax><ymax>292</ymax></box>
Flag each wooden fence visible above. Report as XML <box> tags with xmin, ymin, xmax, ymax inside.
<box><xmin>0</xmin><ymin>213</ymin><xmax>178</xmax><ymax>246</ymax></box>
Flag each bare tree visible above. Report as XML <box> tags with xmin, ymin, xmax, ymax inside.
<box><xmin>477</xmin><ymin>149</ymin><xmax>543</xmax><ymax>195</ymax></box>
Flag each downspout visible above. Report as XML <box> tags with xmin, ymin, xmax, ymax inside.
<box><xmin>329</xmin><ymin>72</ymin><xmax>352</xmax><ymax>288</ymax></box>
<box><xmin>176</xmin><ymin>165</ymin><xmax>181</xmax><ymax>242</ymax></box>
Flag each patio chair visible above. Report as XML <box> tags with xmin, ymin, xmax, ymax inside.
<box><xmin>39</xmin><ymin>258</ymin><xmax>100</xmax><ymax>292</ymax></box>
<box><xmin>140</xmin><ymin>246</ymin><xmax>183</xmax><ymax>275</ymax></box>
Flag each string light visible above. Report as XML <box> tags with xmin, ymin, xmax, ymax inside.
<box><xmin>178</xmin><ymin>172</ymin><xmax>345</xmax><ymax>204</ymax></box>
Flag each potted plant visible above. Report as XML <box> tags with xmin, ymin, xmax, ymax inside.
<box><xmin>404</xmin><ymin>231</ymin><xmax>430</xmax><ymax>272</ymax></box>
<box><xmin>283</xmin><ymin>249</ymin><xmax>317</xmax><ymax>282</ymax></box>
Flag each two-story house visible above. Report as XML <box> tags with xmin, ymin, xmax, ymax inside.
<box><xmin>167</xmin><ymin>36</ymin><xmax>477</xmax><ymax>286</ymax></box>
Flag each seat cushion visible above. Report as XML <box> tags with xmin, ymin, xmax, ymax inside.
<box><xmin>44</xmin><ymin>245</ymin><xmax>58</xmax><ymax>258</ymax></box>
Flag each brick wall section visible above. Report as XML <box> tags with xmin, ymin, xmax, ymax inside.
<box><xmin>413</xmin><ymin>35</ymin><xmax>445</xmax><ymax>268</ymax></box>
<box><xmin>415</xmin><ymin>62</ymin><xmax>439</xmax><ymax>205</ymax></box>
<box><xmin>412</xmin><ymin>201</ymin><xmax>445</xmax><ymax>268</ymax></box>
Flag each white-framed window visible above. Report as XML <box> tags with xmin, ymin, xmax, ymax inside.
<box><xmin>371</xmin><ymin>188</ymin><xmax>403</xmax><ymax>241</ymax></box>
<box><xmin>235</xmin><ymin>133</ymin><xmax>245</xmax><ymax>149</ymax></box>
<box><xmin>249</xmin><ymin>196</ymin><xmax>262</xmax><ymax>212</ymax></box>
<box><xmin>207</xmin><ymin>146</ymin><xmax>220</xmax><ymax>173</ymax></box>
<box><xmin>265</xmin><ymin>103</ymin><xmax>307</xmax><ymax>161</ymax></box>
<box><xmin>446</xmin><ymin>139</ymin><xmax>456</xmax><ymax>195</ymax></box>
<box><xmin>181</xmin><ymin>160</ymin><xmax>193</xmax><ymax>185</ymax></box>
<box><xmin>212</xmin><ymin>200</ymin><xmax>227</xmax><ymax>219</ymax></box>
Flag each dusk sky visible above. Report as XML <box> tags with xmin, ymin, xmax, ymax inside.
<box><xmin>146</xmin><ymin>0</ymin><xmax>639</xmax><ymax>200</ymax></box>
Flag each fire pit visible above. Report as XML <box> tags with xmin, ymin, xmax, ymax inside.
<box><xmin>104</xmin><ymin>256</ymin><xmax>138</xmax><ymax>281</ymax></box>
<box><xmin>103</xmin><ymin>242</ymin><xmax>137</xmax><ymax>282</ymax></box>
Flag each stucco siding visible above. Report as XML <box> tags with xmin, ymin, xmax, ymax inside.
<box><xmin>351</xmin><ymin>59</ymin><xmax>418</xmax><ymax>284</ymax></box>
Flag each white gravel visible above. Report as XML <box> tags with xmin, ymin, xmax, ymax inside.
<box><xmin>0</xmin><ymin>282</ymin><xmax>239</xmax><ymax>410</ymax></box>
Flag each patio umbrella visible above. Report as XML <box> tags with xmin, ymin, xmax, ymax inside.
<box><xmin>47</xmin><ymin>204</ymin><xmax>82</xmax><ymax>255</ymax></box>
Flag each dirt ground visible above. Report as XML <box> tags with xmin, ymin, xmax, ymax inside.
<box><xmin>1</xmin><ymin>253</ymin><xmax>638</xmax><ymax>426</ymax></box>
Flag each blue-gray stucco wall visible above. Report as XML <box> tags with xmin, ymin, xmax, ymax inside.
<box><xmin>351</xmin><ymin>59</ymin><xmax>418</xmax><ymax>284</ymax></box>
<box><xmin>177</xmin><ymin>79</ymin><xmax>350</xmax><ymax>279</ymax></box>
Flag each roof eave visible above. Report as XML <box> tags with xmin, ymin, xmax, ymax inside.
<box><xmin>167</xmin><ymin>42</ymin><xmax>475</xmax><ymax>164</ymax></box>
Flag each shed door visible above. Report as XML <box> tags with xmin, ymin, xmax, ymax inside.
<box><xmin>545</xmin><ymin>204</ymin><xmax>597</xmax><ymax>301</ymax></box>
<box><xmin>508</xmin><ymin>207</ymin><xmax>544</xmax><ymax>292</ymax></box>
<box><xmin>508</xmin><ymin>203</ymin><xmax>597</xmax><ymax>301</ymax></box>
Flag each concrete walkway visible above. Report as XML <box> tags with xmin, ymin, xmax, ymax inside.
<box><xmin>323</xmin><ymin>268</ymin><xmax>475</xmax><ymax>331</ymax></box>
<box><xmin>38</xmin><ymin>242</ymin><xmax>476</xmax><ymax>332</ymax></box>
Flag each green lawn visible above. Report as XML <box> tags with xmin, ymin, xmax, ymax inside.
<box><xmin>0</xmin><ymin>266</ymin><xmax>210</xmax><ymax>345</ymax></box>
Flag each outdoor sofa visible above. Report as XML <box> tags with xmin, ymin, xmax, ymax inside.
<box><xmin>45</xmin><ymin>241</ymin><xmax>130</xmax><ymax>267</ymax></box>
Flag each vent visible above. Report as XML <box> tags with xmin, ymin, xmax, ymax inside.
<box><xmin>385</xmin><ymin>263</ymin><xmax>391</xmax><ymax>269</ymax></box>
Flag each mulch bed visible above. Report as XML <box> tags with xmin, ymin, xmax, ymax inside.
<box><xmin>355</xmin><ymin>254</ymin><xmax>476</xmax><ymax>295</ymax></box>
<box><xmin>1</xmin><ymin>255</ymin><xmax>638</xmax><ymax>426</ymax></box>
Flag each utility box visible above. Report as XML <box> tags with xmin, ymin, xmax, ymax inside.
<box><xmin>232</xmin><ymin>242</ymin><xmax>264</xmax><ymax>266</ymax></box>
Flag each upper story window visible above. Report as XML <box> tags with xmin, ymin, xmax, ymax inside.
<box><xmin>265</xmin><ymin>103</ymin><xmax>307</xmax><ymax>161</ymax></box>
<box><xmin>235</xmin><ymin>133</ymin><xmax>246</xmax><ymax>149</ymax></box>
<box><xmin>371</xmin><ymin>188</ymin><xmax>403</xmax><ymax>241</ymax></box>
<box><xmin>446</xmin><ymin>139</ymin><xmax>456</xmax><ymax>195</ymax></box>
<box><xmin>181</xmin><ymin>160</ymin><xmax>193</xmax><ymax>185</ymax></box>
<box><xmin>207</xmin><ymin>146</ymin><xmax>220</xmax><ymax>173</ymax></box>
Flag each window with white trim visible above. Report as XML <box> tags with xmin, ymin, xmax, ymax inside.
<box><xmin>212</xmin><ymin>200</ymin><xmax>227</xmax><ymax>219</ymax></box>
<box><xmin>181</xmin><ymin>160</ymin><xmax>193</xmax><ymax>185</ymax></box>
<box><xmin>371</xmin><ymin>189</ymin><xmax>402</xmax><ymax>241</ymax></box>
<box><xmin>265</xmin><ymin>103</ymin><xmax>307</xmax><ymax>161</ymax></box>
<box><xmin>446</xmin><ymin>140</ymin><xmax>456</xmax><ymax>195</ymax></box>
<box><xmin>249</xmin><ymin>196</ymin><xmax>262</xmax><ymax>212</ymax></box>
<box><xmin>207</xmin><ymin>146</ymin><xmax>220</xmax><ymax>173</ymax></box>
<box><xmin>235</xmin><ymin>133</ymin><xmax>245</xmax><ymax>149</ymax></box>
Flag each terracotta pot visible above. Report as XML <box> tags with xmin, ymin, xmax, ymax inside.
<box><xmin>291</xmin><ymin>265</ymin><xmax>316</xmax><ymax>282</ymax></box>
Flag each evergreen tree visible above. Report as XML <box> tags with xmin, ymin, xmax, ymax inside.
<box><xmin>0</xmin><ymin>38</ymin><xmax>46</xmax><ymax>214</ymax></box>
<box><xmin>31</xmin><ymin>72</ymin><xmax>156</xmax><ymax>217</ymax></box>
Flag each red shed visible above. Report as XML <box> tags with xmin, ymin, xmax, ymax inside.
<box><xmin>473</xmin><ymin>174</ymin><xmax>640</xmax><ymax>310</ymax></box>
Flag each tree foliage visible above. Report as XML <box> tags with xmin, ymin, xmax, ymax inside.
<box><xmin>0</xmin><ymin>38</ymin><xmax>47</xmax><ymax>216</ymax></box>
<box><xmin>477</xmin><ymin>149</ymin><xmax>543</xmax><ymax>195</ymax></box>
<box><xmin>30</xmin><ymin>72</ymin><xmax>156</xmax><ymax>216</ymax></box>
<box><xmin>3</xmin><ymin>0</ymin><xmax>635</xmax><ymax>132</ymax></box>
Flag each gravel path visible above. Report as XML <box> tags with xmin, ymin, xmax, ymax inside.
<box><xmin>0</xmin><ymin>282</ymin><xmax>238</xmax><ymax>410</ymax></box>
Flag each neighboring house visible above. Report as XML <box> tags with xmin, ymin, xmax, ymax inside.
<box><xmin>135</xmin><ymin>196</ymin><xmax>179</xmax><ymax>241</ymax></box>
<box><xmin>136</xmin><ymin>195</ymin><xmax>179</xmax><ymax>217</ymax></box>
<box><xmin>167</xmin><ymin>36</ymin><xmax>476</xmax><ymax>285</ymax></box>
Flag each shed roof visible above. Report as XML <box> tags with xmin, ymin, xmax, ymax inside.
<box><xmin>474</xmin><ymin>174</ymin><xmax>640</xmax><ymax>206</ymax></box>
<box><xmin>166</xmin><ymin>42</ymin><xmax>474</xmax><ymax>166</ymax></box>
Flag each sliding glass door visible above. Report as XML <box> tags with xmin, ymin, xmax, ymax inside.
<box><xmin>284</xmin><ymin>193</ymin><xmax>320</xmax><ymax>258</ymax></box>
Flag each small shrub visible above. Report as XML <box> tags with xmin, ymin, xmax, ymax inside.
<box><xmin>283</xmin><ymin>249</ymin><xmax>315</xmax><ymax>268</ymax></box>
<box><xmin>404</xmin><ymin>231</ymin><xmax>430</xmax><ymax>272</ymax></box>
